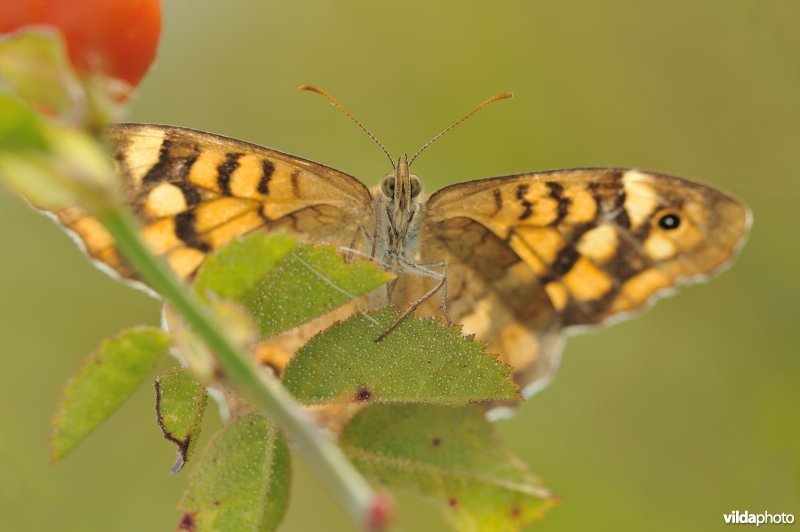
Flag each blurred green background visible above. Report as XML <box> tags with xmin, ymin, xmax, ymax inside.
<box><xmin>1</xmin><ymin>1</ymin><xmax>798</xmax><ymax>530</ymax></box>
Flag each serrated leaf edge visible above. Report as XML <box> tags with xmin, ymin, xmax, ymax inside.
<box><xmin>48</xmin><ymin>325</ymin><xmax>171</xmax><ymax>462</ymax></box>
<box><xmin>154</xmin><ymin>368</ymin><xmax>207</xmax><ymax>473</ymax></box>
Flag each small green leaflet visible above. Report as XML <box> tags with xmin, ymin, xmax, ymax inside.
<box><xmin>283</xmin><ymin>309</ymin><xmax>519</xmax><ymax>405</ymax></box>
<box><xmin>0</xmin><ymin>91</ymin><xmax>49</xmax><ymax>151</ymax></box>
<box><xmin>193</xmin><ymin>232</ymin><xmax>393</xmax><ymax>338</ymax></box>
<box><xmin>49</xmin><ymin>327</ymin><xmax>171</xmax><ymax>462</ymax></box>
<box><xmin>178</xmin><ymin>412</ymin><xmax>291</xmax><ymax>532</ymax></box>
<box><xmin>154</xmin><ymin>368</ymin><xmax>208</xmax><ymax>473</ymax></box>
<box><xmin>0</xmin><ymin>91</ymin><xmax>116</xmax><ymax>211</ymax></box>
<box><xmin>341</xmin><ymin>404</ymin><xmax>557</xmax><ymax>531</ymax></box>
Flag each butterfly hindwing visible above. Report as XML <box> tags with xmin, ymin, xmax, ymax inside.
<box><xmin>55</xmin><ymin>124</ymin><xmax>372</xmax><ymax>280</ymax></box>
<box><xmin>423</xmin><ymin>168</ymin><xmax>750</xmax><ymax>395</ymax></box>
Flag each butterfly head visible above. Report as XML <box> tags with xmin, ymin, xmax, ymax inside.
<box><xmin>381</xmin><ymin>154</ymin><xmax>422</xmax><ymax>211</ymax></box>
<box><xmin>378</xmin><ymin>154</ymin><xmax>423</xmax><ymax>254</ymax></box>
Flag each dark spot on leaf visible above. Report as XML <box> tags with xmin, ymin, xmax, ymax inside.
<box><xmin>354</xmin><ymin>386</ymin><xmax>373</xmax><ymax>402</ymax></box>
<box><xmin>178</xmin><ymin>512</ymin><xmax>196</xmax><ymax>530</ymax></box>
<box><xmin>448</xmin><ymin>497</ymin><xmax>458</xmax><ymax>507</ymax></box>
<box><xmin>510</xmin><ymin>505</ymin><xmax>521</xmax><ymax>519</ymax></box>
<box><xmin>213</xmin><ymin>500</ymin><xmax>221</xmax><ymax>507</ymax></box>
<box><xmin>431</xmin><ymin>437</ymin><xmax>442</xmax><ymax>447</ymax></box>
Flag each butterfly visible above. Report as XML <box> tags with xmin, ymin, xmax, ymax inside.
<box><xmin>52</xmin><ymin>88</ymin><xmax>751</xmax><ymax>398</ymax></box>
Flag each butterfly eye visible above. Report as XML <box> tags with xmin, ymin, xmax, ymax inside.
<box><xmin>657</xmin><ymin>212</ymin><xmax>682</xmax><ymax>230</ymax></box>
<box><xmin>381</xmin><ymin>175</ymin><xmax>396</xmax><ymax>198</ymax></box>
<box><xmin>410</xmin><ymin>175</ymin><xmax>422</xmax><ymax>198</ymax></box>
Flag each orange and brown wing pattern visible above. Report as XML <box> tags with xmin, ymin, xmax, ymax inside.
<box><xmin>423</xmin><ymin>168</ymin><xmax>750</xmax><ymax>395</ymax></box>
<box><xmin>55</xmin><ymin>124</ymin><xmax>373</xmax><ymax>281</ymax></box>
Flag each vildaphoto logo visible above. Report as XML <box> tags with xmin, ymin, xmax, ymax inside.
<box><xmin>723</xmin><ymin>510</ymin><xmax>795</xmax><ymax>526</ymax></box>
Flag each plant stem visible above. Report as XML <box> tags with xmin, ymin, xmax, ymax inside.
<box><xmin>100</xmin><ymin>207</ymin><xmax>386</xmax><ymax>530</ymax></box>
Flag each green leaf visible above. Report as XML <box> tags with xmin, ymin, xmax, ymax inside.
<box><xmin>193</xmin><ymin>232</ymin><xmax>393</xmax><ymax>338</ymax></box>
<box><xmin>0</xmin><ymin>29</ymin><xmax>82</xmax><ymax>121</ymax></box>
<box><xmin>283</xmin><ymin>309</ymin><xmax>519</xmax><ymax>405</ymax></box>
<box><xmin>178</xmin><ymin>412</ymin><xmax>291</xmax><ymax>532</ymax></box>
<box><xmin>0</xmin><ymin>149</ymin><xmax>77</xmax><ymax>208</ymax></box>
<box><xmin>193</xmin><ymin>232</ymin><xmax>297</xmax><ymax>303</ymax></box>
<box><xmin>154</xmin><ymin>368</ymin><xmax>208</xmax><ymax>473</ymax></box>
<box><xmin>0</xmin><ymin>91</ymin><xmax>116</xmax><ymax>211</ymax></box>
<box><xmin>341</xmin><ymin>404</ymin><xmax>557</xmax><ymax>531</ymax></box>
<box><xmin>0</xmin><ymin>91</ymin><xmax>49</xmax><ymax>151</ymax></box>
<box><xmin>50</xmin><ymin>327</ymin><xmax>172</xmax><ymax>462</ymax></box>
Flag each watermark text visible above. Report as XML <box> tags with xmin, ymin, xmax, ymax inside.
<box><xmin>724</xmin><ymin>511</ymin><xmax>795</xmax><ymax>526</ymax></box>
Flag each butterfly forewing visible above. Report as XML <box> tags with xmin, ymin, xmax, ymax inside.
<box><xmin>56</xmin><ymin>124</ymin><xmax>372</xmax><ymax>280</ymax></box>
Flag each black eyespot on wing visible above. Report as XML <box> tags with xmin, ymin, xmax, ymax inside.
<box><xmin>658</xmin><ymin>213</ymin><xmax>681</xmax><ymax>230</ymax></box>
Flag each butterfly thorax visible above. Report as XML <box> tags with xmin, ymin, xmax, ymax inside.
<box><xmin>373</xmin><ymin>156</ymin><xmax>423</xmax><ymax>265</ymax></box>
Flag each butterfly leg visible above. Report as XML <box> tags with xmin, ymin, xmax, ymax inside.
<box><xmin>410</xmin><ymin>260</ymin><xmax>452</xmax><ymax>325</ymax></box>
<box><xmin>375</xmin><ymin>274</ymin><xmax>446</xmax><ymax>342</ymax></box>
<box><xmin>336</xmin><ymin>245</ymin><xmax>386</xmax><ymax>267</ymax></box>
<box><xmin>375</xmin><ymin>258</ymin><xmax>451</xmax><ymax>342</ymax></box>
<box><xmin>342</xmin><ymin>229</ymin><xmax>360</xmax><ymax>264</ymax></box>
<box><xmin>342</xmin><ymin>225</ymin><xmax>377</xmax><ymax>264</ymax></box>
<box><xmin>438</xmin><ymin>263</ymin><xmax>453</xmax><ymax>325</ymax></box>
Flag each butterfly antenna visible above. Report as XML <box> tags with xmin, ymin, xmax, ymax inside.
<box><xmin>299</xmin><ymin>85</ymin><xmax>396</xmax><ymax>168</ymax></box>
<box><xmin>409</xmin><ymin>92</ymin><xmax>513</xmax><ymax>167</ymax></box>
